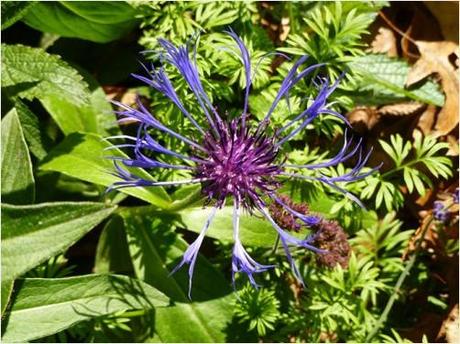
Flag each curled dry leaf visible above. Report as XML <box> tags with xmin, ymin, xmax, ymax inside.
<box><xmin>369</xmin><ymin>26</ymin><xmax>398</xmax><ymax>57</ymax></box>
<box><xmin>347</xmin><ymin>106</ymin><xmax>379</xmax><ymax>134</ymax></box>
<box><xmin>378</xmin><ymin>101</ymin><xmax>425</xmax><ymax>116</ymax></box>
<box><xmin>406</xmin><ymin>41</ymin><xmax>459</xmax><ymax>137</ymax></box>
<box><xmin>416</xmin><ymin>104</ymin><xmax>437</xmax><ymax>135</ymax></box>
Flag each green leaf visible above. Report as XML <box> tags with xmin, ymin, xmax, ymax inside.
<box><xmin>1</xmin><ymin>279</ymin><xmax>14</xmax><ymax>317</ymax></box>
<box><xmin>40</xmin><ymin>132</ymin><xmax>172</xmax><ymax>208</ymax></box>
<box><xmin>1</xmin><ymin>108</ymin><xmax>35</xmax><ymax>204</ymax></box>
<box><xmin>94</xmin><ymin>215</ymin><xmax>134</xmax><ymax>274</ymax></box>
<box><xmin>155</xmin><ymin>296</ymin><xmax>234</xmax><ymax>343</ymax></box>
<box><xmin>120</xmin><ymin>208</ymin><xmax>234</xmax><ymax>342</ymax></box>
<box><xmin>1</xmin><ymin>1</ymin><xmax>36</xmax><ymax>30</ymax></box>
<box><xmin>1</xmin><ymin>202</ymin><xmax>115</xmax><ymax>282</ymax></box>
<box><xmin>350</xmin><ymin>54</ymin><xmax>445</xmax><ymax>106</ymax></box>
<box><xmin>40</xmin><ymin>67</ymin><xmax>120</xmax><ymax>136</ymax></box>
<box><xmin>14</xmin><ymin>100</ymin><xmax>50</xmax><ymax>160</ymax></box>
<box><xmin>1</xmin><ymin>44</ymin><xmax>90</xmax><ymax>106</ymax></box>
<box><xmin>23</xmin><ymin>1</ymin><xmax>139</xmax><ymax>43</ymax></box>
<box><xmin>179</xmin><ymin>206</ymin><xmax>277</xmax><ymax>247</ymax></box>
<box><xmin>1</xmin><ymin>274</ymin><xmax>168</xmax><ymax>342</ymax></box>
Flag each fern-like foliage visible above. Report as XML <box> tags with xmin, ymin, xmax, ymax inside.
<box><xmin>279</xmin><ymin>1</ymin><xmax>385</xmax><ymax>80</ymax></box>
<box><xmin>361</xmin><ymin>131</ymin><xmax>453</xmax><ymax>211</ymax></box>
<box><xmin>351</xmin><ymin>212</ymin><xmax>414</xmax><ymax>281</ymax></box>
<box><xmin>234</xmin><ymin>286</ymin><xmax>280</xmax><ymax>336</ymax></box>
<box><xmin>284</xmin><ymin>253</ymin><xmax>386</xmax><ymax>342</ymax></box>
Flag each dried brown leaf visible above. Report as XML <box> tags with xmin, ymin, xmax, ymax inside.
<box><xmin>347</xmin><ymin>107</ymin><xmax>379</xmax><ymax>134</ymax></box>
<box><xmin>369</xmin><ymin>27</ymin><xmax>398</xmax><ymax>57</ymax></box>
<box><xmin>378</xmin><ymin>101</ymin><xmax>424</xmax><ymax>116</ymax></box>
<box><xmin>416</xmin><ymin>104</ymin><xmax>437</xmax><ymax>135</ymax></box>
<box><xmin>406</xmin><ymin>41</ymin><xmax>459</xmax><ymax>136</ymax></box>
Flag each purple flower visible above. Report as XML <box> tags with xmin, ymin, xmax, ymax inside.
<box><xmin>107</xmin><ymin>30</ymin><xmax>378</xmax><ymax>296</ymax></box>
<box><xmin>433</xmin><ymin>200</ymin><xmax>449</xmax><ymax>223</ymax></box>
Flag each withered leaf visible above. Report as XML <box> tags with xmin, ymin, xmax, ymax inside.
<box><xmin>406</xmin><ymin>41</ymin><xmax>459</xmax><ymax>136</ymax></box>
<box><xmin>378</xmin><ymin>101</ymin><xmax>424</xmax><ymax>116</ymax></box>
<box><xmin>369</xmin><ymin>27</ymin><xmax>398</xmax><ymax>57</ymax></box>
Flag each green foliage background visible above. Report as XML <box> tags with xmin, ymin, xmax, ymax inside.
<box><xmin>1</xmin><ymin>1</ymin><xmax>456</xmax><ymax>343</ymax></box>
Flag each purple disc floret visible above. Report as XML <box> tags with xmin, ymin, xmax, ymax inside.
<box><xmin>107</xmin><ymin>29</ymin><xmax>379</xmax><ymax>296</ymax></box>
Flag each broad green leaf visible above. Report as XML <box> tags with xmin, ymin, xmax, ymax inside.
<box><xmin>120</xmin><ymin>208</ymin><xmax>234</xmax><ymax>342</ymax></box>
<box><xmin>1</xmin><ymin>275</ymin><xmax>168</xmax><ymax>342</ymax></box>
<box><xmin>1</xmin><ymin>202</ymin><xmax>115</xmax><ymax>282</ymax></box>
<box><xmin>14</xmin><ymin>100</ymin><xmax>50</xmax><ymax>160</ymax></box>
<box><xmin>155</xmin><ymin>296</ymin><xmax>234</xmax><ymax>343</ymax></box>
<box><xmin>1</xmin><ymin>1</ymin><xmax>36</xmax><ymax>30</ymax></box>
<box><xmin>179</xmin><ymin>206</ymin><xmax>277</xmax><ymax>247</ymax></box>
<box><xmin>23</xmin><ymin>2</ymin><xmax>139</xmax><ymax>43</ymax></box>
<box><xmin>1</xmin><ymin>108</ymin><xmax>35</xmax><ymax>204</ymax></box>
<box><xmin>121</xmin><ymin>208</ymin><xmax>234</xmax><ymax>301</ymax></box>
<box><xmin>350</xmin><ymin>54</ymin><xmax>445</xmax><ymax>107</ymax></box>
<box><xmin>40</xmin><ymin>67</ymin><xmax>120</xmax><ymax>136</ymax></box>
<box><xmin>1</xmin><ymin>44</ymin><xmax>90</xmax><ymax>106</ymax></box>
<box><xmin>40</xmin><ymin>132</ymin><xmax>172</xmax><ymax>208</ymax></box>
<box><xmin>1</xmin><ymin>279</ymin><xmax>14</xmax><ymax>317</ymax></box>
<box><xmin>94</xmin><ymin>215</ymin><xmax>134</xmax><ymax>274</ymax></box>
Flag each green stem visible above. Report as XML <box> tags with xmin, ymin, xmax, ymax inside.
<box><xmin>380</xmin><ymin>159</ymin><xmax>419</xmax><ymax>180</ymax></box>
<box><xmin>365</xmin><ymin>202</ymin><xmax>454</xmax><ymax>341</ymax></box>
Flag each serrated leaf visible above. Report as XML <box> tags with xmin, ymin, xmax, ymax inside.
<box><xmin>40</xmin><ymin>132</ymin><xmax>172</xmax><ymax>208</ymax></box>
<box><xmin>1</xmin><ymin>202</ymin><xmax>115</xmax><ymax>282</ymax></box>
<box><xmin>22</xmin><ymin>1</ymin><xmax>139</xmax><ymax>43</ymax></box>
<box><xmin>1</xmin><ymin>108</ymin><xmax>35</xmax><ymax>204</ymax></box>
<box><xmin>1</xmin><ymin>275</ymin><xmax>168</xmax><ymax>342</ymax></box>
<box><xmin>350</xmin><ymin>54</ymin><xmax>445</xmax><ymax>106</ymax></box>
<box><xmin>1</xmin><ymin>1</ymin><xmax>36</xmax><ymax>30</ymax></box>
<box><xmin>1</xmin><ymin>44</ymin><xmax>90</xmax><ymax>106</ymax></box>
<box><xmin>40</xmin><ymin>67</ymin><xmax>120</xmax><ymax>136</ymax></box>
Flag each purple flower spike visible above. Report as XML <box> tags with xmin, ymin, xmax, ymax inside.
<box><xmin>107</xmin><ymin>31</ymin><xmax>379</xmax><ymax>295</ymax></box>
<box><xmin>170</xmin><ymin>206</ymin><xmax>219</xmax><ymax>299</ymax></box>
<box><xmin>232</xmin><ymin>200</ymin><xmax>274</xmax><ymax>288</ymax></box>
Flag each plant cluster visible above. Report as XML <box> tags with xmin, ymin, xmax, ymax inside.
<box><xmin>1</xmin><ymin>1</ymin><xmax>457</xmax><ymax>343</ymax></box>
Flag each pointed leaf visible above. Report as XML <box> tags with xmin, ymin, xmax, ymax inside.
<box><xmin>22</xmin><ymin>1</ymin><xmax>138</xmax><ymax>43</ymax></box>
<box><xmin>1</xmin><ymin>108</ymin><xmax>35</xmax><ymax>204</ymax></box>
<box><xmin>1</xmin><ymin>44</ymin><xmax>90</xmax><ymax>106</ymax></box>
<box><xmin>1</xmin><ymin>275</ymin><xmax>168</xmax><ymax>342</ymax></box>
<box><xmin>120</xmin><ymin>208</ymin><xmax>234</xmax><ymax>342</ymax></box>
<box><xmin>40</xmin><ymin>132</ymin><xmax>172</xmax><ymax>208</ymax></box>
<box><xmin>1</xmin><ymin>202</ymin><xmax>116</xmax><ymax>282</ymax></box>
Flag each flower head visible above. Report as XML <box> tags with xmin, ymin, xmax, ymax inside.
<box><xmin>108</xmin><ymin>30</ymin><xmax>378</xmax><ymax>296</ymax></box>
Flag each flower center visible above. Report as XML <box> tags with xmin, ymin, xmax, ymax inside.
<box><xmin>194</xmin><ymin>118</ymin><xmax>281</xmax><ymax>209</ymax></box>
